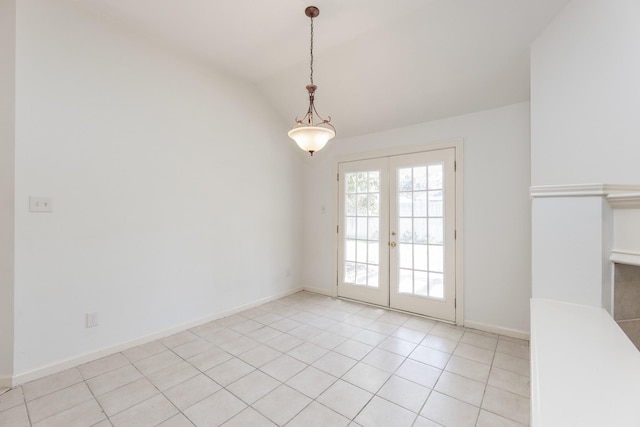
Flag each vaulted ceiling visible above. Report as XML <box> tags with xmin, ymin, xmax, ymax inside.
<box><xmin>70</xmin><ymin>0</ymin><xmax>571</xmax><ymax>137</ymax></box>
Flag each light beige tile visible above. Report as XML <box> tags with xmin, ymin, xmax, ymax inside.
<box><xmin>395</xmin><ymin>359</ymin><xmax>442</xmax><ymax>389</ymax></box>
<box><xmin>434</xmin><ymin>371</ymin><xmax>486</xmax><ymax>407</ymax></box>
<box><xmin>333</xmin><ymin>339</ymin><xmax>374</xmax><ymax>360</ymax></box>
<box><xmin>429</xmin><ymin>323</ymin><xmax>465</xmax><ymax>341</ymax></box>
<box><xmin>354</xmin><ymin>396</ymin><xmax>416</xmax><ymax>427</ymax></box>
<box><xmin>328</xmin><ymin>322</ymin><xmax>362</xmax><ymax>338</ymax></box>
<box><xmin>351</xmin><ymin>329</ymin><xmax>387</xmax><ymax>346</ymax></box>
<box><xmin>32</xmin><ymin>399</ymin><xmax>105</xmax><ymax>427</ymax></box>
<box><xmin>86</xmin><ymin>364</ymin><xmax>142</xmax><ymax>396</ymax></box>
<box><xmin>238</xmin><ymin>307</ymin><xmax>269</xmax><ymax>319</ymax></box>
<box><xmin>0</xmin><ymin>404</ymin><xmax>29</xmax><ymax>427</ymax></box>
<box><xmin>308</xmin><ymin>316</ymin><xmax>339</xmax><ymax>330</ymax></box>
<box><xmin>378</xmin><ymin>311</ymin><xmax>411</xmax><ymax>326</ymax></box>
<box><xmin>0</xmin><ymin>386</ymin><xmax>24</xmax><ymax>411</ymax></box>
<box><xmin>222</xmin><ymin>407</ymin><xmax>277</xmax><ymax>427</ymax></box>
<box><xmin>96</xmin><ymin>378</ymin><xmax>158</xmax><ymax>417</ymax></box>
<box><xmin>183</xmin><ymin>389</ymin><xmax>246</xmax><ymax>426</ymax></box>
<box><xmin>163</xmin><ymin>374</ymin><xmax>221</xmax><ymax>410</ymax></box>
<box><xmin>310</xmin><ymin>331</ymin><xmax>347</xmax><ymax>349</ymax></box>
<box><xmin>404</xmin><ymin>317</ymin><xmax>437</xmax><ymax>333</ymax></box>
<box><xmin>342</xmin><ymin>362</ymin><xmax>391</xmax><ymax>394</ymax></box>
<box><xmin>122</xmin><ymin>341</ymin><xmax>166</xmax><ymax>363</ymax></box>
<box><xmin>78</xmin><ymin>354</ymin><xmax>130</xmax><ymax>380</ymax></box>
<box><xmin>317</xmin><ymin>380</ymin><xmax>373</xmax><ymax>419</ymax></box>
<box><xmin>287</xmin><ymin>342</ymin><xmax>328</xmax><ymax>364</ymax></box>
<box><xmin>453</xmin><ymin>343</ymin><xmax>495</xmax><ymax>365</ymax></box>
<box><xmin>226</xmin><ymin>370</ymin><xmax>279</xmax><ymax>404</ymax></box>
<box><xmin>189</xmin><ymin>321</ymin><xmax>224</xmax><ymax>338</ymax></box>
<box><xmin>157</xmin><ymin>413</ymin><xmax>195</xmax><ymax>427</ymax></box>
<box><xmin>492</xmin><ymin>353</ymin><xmax>530</xmax><ymax>377</ymax></box>
<box><xmin>496</xmin><ymin>340</ymin><xmax>530</xmax><ymax>360</ymax></box>
<box><xmin>392</xmin><ymin>327</ymin><xmax>426</xmax><ymax>344</ymax></box>
<box><xmin>204</xmin><ymin>357</ymin><xmax>254</xmax><ymax>387</ymax></box>
<box><xmin>365</xmin><ymin>320</ymin><xmax>399</xmax><ymax>335</ymax></box>
<box><xmin>488</xmin><ymin>367</ymin><xmax>530</xmax><ymax>397</ymax></box>
<box><xmin>461</xmin><ymin>331</ymin><xmax>498</xmax><ymax>350</ymax></box>
<box><xmin>357</xmin><ymin>306</ymin><xmax>386</xmax><ymax>320</ymax></box>
<box><xmin>477</xmin><ymin>409</ymin><xmax>527</xmax><ymax>427</ymax></box>
<box><xmin>133</xmin><ymin>350</ymin><xmax>182</xmax><ymax>376</ymax></box>
<box><xmin>286</xmin><ymin>401</ymin><xmax>350</xmax><ymax>427</ymax></box>
<box><xmin>270</xmin><ymin>318</ymin><xmax>304</xmax><ymax>333</ymax></box>
<box><xmin>421</xmin><ymin>335</ymin><xmax>459</xmax><ymax>353</ymax></box>
<box><xmin>445</xmin><ymin>355</ymin><xmax>491</xmax><ymax>383</ymax></box>
<box><xmin>377</xmin><ymin>337</ymin><xmax>417</xmax><ymax>357</ymax></box>
<box><xmin>218</xmin><ymin>336</ymin><xmax>260</xmax><ymax>356</ymax></box>
<box><xmin>147</xmin><ymin>361</ymin><xmax>199</xmax><ymax>391</ymax></box>
<box><xmin>377</xmin><ymin>375</ymin><xmax>430</xmax><ymax>412</ymax></box>
<box><xmin>362</xmin><ymin>348</ymin><xmax>405</xmax><ymax>373</ymax></box>
<box><xmin>313</xmin><ymin>351</ymin><xmax>357</xmax><ymax>377</ymax></box>
<box><xmin>481</xmin><ymin>386</ymin><xmax>530</xmax><ymax>426</ymax></box>
<box><xmin>172</xmin><ymin>338</ymin><xmax>215</xmax><ymax>359</ymax></box>
<box><xmin>254</xmin><ymin>312</ymin><xmax>285</xmax><ymax>326</ymax></box>
<box><xmin>289</xmin><ymin>325</ymin><xmax>324</xmax><ymax>340</ymax></box>
<box><xmin>23</xmin><ymin>369</ymin><xmax>83</xmax><ymax>401</ymax></box>
<box><xmin>110</xmin><ymin>394</ymin><xmax>177</xmax><ymax>427</ymax></box>
<box><xmin>229</xmin><ymin>319</ymin><xmax>263</xmax><ymax>335</ymax></box>
<box><xmin>237</xmin><ymin>345</ymin><xmax>282</xmax><ymax>368</ymax></box>
<box><xmin>264</xmin><ymin>333</ymin><xmax>302</xmax><ymax>352</ymax></box>
<box><xmin>260</xmin><ymin>354</ymin><xmax>307</xmax><ymax>382</ymax></box>
<box><xmin>27</xmin><ymin>382</ymin><xmax>93</xmax><ymax>423</ymax></box>
<box><xmin>409</xmin><ymin>345</ymin><xmax>451</xmax><ymax>369</ymax></box>
<box><xmin>161</xmin><ymin>331</ymin><xmax>198</xmax><ymax>349</ymax></box>
<box><xmin>344</xmin><ymin>315</ymin><xmax>375</xmax><ymax>328</ymax></box>
<box><xmin>286</xmin><ymin>366</ymin><xmax>337</xmax><ymax>398</ymax></box>
<box><xmin>187</xmin><ymin>346</ymin><xmax>232</xmax><ymax>372</ymax></box>
<box><xmin>204</xmin><ymin>328</ymin><xmax>242</xmax><ymax>346</ymax></box>
<box><xmin>252</xmin><ymin>384</ymin><xmax>312</xmax><ymax>425</ymax></box>
<box><xmin>421</xmin><ymin>391</ymin><xmax>479</xmax><ymax>427</ymax></box>
<box><xmin>247</xmin><ymin>326</ymin><xmax>283</xmax><ymax>344</ymax></box>
<box><xmin>412</xmin><ymin>416</ymin><xmax>443</xmax><ymax>427</ymax></box>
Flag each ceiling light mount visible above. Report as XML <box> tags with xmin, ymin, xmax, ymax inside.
<box><xmin>288</xmin><ymin>5</ymin><xmax>335</xmax><ymax>156</ymax></box>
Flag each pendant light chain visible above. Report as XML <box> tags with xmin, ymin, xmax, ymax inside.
<box><xmin>309</xmin><ymin>15</ymin><xmax>314</xmax><ymax>85</ymax></box>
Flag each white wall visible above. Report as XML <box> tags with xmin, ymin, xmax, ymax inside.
<box><xmin>302</xmin><ymin>103</ymin><xmax>532</xmax><ymax>334</ymax></box>
<box><xmin>531</xmin><ymin>0</ymin><xmax>640</xmax><ymax>186</ymax></box>
<box><xmin>12</xmin><ymin>0</ymin><xmax>303</xmax><ymax>377</ymax></box>
<box><xmin>0</xmin><ymin>0</ymin><xmax>16</xmax><ymax>386</ymax></box>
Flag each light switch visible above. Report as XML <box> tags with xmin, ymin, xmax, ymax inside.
<box><xmin>29</xmin><ymin>196</ymin><xmax>53</xmax><ymax>213</ymax></box>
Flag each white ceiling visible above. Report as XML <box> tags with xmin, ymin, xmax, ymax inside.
<box><xmin>71</xmin><ymin>0</ymin><xmax>571</xmax><ymax>137</ymax></box>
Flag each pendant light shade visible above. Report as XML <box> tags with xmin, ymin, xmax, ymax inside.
<box><xmin>288</xmin><ymin>6</ymin><xmax>335</xmax><ymax>156</ymax></box>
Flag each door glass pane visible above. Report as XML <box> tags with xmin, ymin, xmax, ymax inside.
<box><xmin>394</xmin><ymin>162</ymin><xmax>446</xmax><ymax>300</ymax></box>
<box><xmin>343</xmin><ymin>169</ymin><xmax>382</xmax><ymax>289</ymax></box>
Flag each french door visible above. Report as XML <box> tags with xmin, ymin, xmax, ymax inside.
<box><xmin>337</xmin><ymin>149</ymin><xmax>457</xmax><ymax>321</ymax></box>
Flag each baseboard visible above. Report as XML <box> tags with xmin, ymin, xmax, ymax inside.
<box><xmin>302</xmin><ymin>285</ymin><xmax>337</xmax><ymax>298</ymax></box>
<box><xmin>463</xmin><ymin>320</ymin><xmax>530</xmax><ymax>341</ymax></box>
<box><xmin>0</xmin><ymin>375</ymin><xmax>13</xmax><ymax>388</ymax></box>
<box><xmin>11</xmin><ymin>287</ymin><xmax>303</xmax><ymax>386</ymax></box>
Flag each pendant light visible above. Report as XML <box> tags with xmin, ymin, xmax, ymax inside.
<box><xmin>288</xmin><ymin>6</ymin><xmax>336</xmax><ymax>156</ymax></box>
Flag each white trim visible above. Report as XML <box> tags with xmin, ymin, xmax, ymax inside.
<box><xmin>11</xmin><ymin>287</ymin><xmax>303</xmax><ymax>386</ymax></box>
<box><xmin>302</xmin><ymin>285</ymin><xmax>336</xmax><ymax>298</ymax></box>
<box><xmin>530</xmin><ymin>184</ymin><xmax>640</xmax><ymax>198</ymax></box>
<box><xmin>608</xmin><ymin>193</ymin><xmax>640</xmax><ymax>209</ymax></box>
<box><xmin>611</xmin><ymin>250</ymin><xmax>640</xmax><ymax>267</ymax></box>
<box><xmin>463</xmin><ymin>320</ymin><xmax>530</xmax><ymax>341</ymax></box>
<box><xmin>333</xmin><ymin>140</ymin><xmax>465</xmax><ymax>326</ymax></box>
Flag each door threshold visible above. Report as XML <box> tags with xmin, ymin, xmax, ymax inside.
<box><xmin>336</xmin><ymin>296</ymin><xmax>457</xmax><ymax>326</ymax></box>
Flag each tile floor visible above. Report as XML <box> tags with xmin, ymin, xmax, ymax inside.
<box><xmin>0</xmin><ymin>291</ymin><xmax>530</xmax><ymax>427</ymax></box>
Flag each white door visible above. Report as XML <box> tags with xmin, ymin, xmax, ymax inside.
<box><xmin>337</xmin><ymin>148</ymin><xmax>457</xmax><ymax>321</ymax></box>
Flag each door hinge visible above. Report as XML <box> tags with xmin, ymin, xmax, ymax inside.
<box><xmin>454</xmin><ymin>299</ymin><xmax>457</xmax><ymax>309</ymax></box>
<box><xmin>337</xmin><ymin>173</ymin><xmax>339</xmax><ymax>182</ymax></box>
<box><xmin>454</xmin><ymin>161</ymin><xmax>457</xmax><ymax>172</ymax></box>
<box><xmin>454</xmin><ymin>229</ymin><xmax>457</xmax><ymax>239</ymax></box>
<box><xmin>337</xmin><ymin>225</ymin><xmax>339</xmax><ymax>233</ymax></box>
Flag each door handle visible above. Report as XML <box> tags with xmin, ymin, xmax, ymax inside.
<box><xmin>390</xmin><ymin>242</ymin><xmax>397</xmax><ymax>247</ymax></box>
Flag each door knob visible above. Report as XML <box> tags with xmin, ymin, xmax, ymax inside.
<box><xmin>390</xmin><ymin>242</ymin><xmax>397</xmax><ymax>247</ymax></box>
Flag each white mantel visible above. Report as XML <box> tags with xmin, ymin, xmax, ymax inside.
<box><xmin>530</xmin><ymin>184</ymin><xmax>640</xmax><ymax>313</ymax></box>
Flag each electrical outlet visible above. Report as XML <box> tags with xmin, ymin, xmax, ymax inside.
<box><xmin>29</xmin><ymin>196</ymin><xmax>53</xmax><ymax>213</ymax></box>
<box><xmin>86</xmin><ymin>312</ymin><xmax>99</xmax><ymax>328</ymax></box>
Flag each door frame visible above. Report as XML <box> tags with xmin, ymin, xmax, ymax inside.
<box><xmin>331</xmin><ymin>140</ymin><xmax>464</xmax><ymax>326</ymax></box>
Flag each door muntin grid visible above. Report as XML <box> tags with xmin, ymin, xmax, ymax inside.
<box><xmin>343</xmin><ymin>170</ymin><xmax>380</xmax><ymax>288</ymax></box>
<box><xmin>395</xmin><ymin>163</ymin><xmax>445</xmax><ymax>299</ymax></box>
